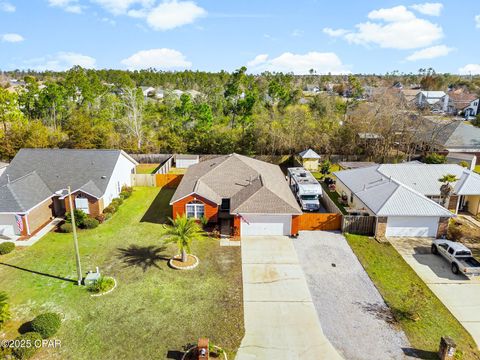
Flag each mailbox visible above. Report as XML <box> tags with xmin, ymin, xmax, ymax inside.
<box><xmin>438</xmin><ymin>336</ymin><xmax>456</xmax><ymax>360</ymax></box>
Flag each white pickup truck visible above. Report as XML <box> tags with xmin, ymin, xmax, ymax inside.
<box><xmin>431</xmin><ymin>239</ymin><xmax>480</xmax><ymax>276</ymax></box>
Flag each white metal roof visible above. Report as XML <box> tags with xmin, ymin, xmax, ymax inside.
<box><xmin>299</xmin><ymin>149</ymin><xmax>320</xmax><ymax>159</ymax></box>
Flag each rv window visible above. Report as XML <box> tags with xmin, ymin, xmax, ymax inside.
<box><xmin>300</xmin><ymin>195</ymin><xmax>318</xmax><ymax>200</ymax></box>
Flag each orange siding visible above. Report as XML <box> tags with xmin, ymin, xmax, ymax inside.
<box><xmin>233</xmin><ymin>216</ymin><xmax>241</xmax><ymax>238</ymax></box>
<box><xmin>156</xmin><ymin>174</ymin><xmax>184</xmax><ymax>188</ymax></box>
<box><xmin>172</xmin><ymin>194</ymin><xmax>218</xmax><ymax>222</ymax></box>
<box><xmin>298</xmin><ymin>213</ymin><xmax>342</xmax><ymax>231</ymax></box>
<box><xmin>64</xmin><ymin>191</ymin><xmax>103</xmax><ymax>218</ymax></box>
<box><xmin>291</xmin><ymin>215</ymin><xmax>300</xmax><ymax>235</ymax></box>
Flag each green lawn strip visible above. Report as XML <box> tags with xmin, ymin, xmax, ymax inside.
<box><xmin>0</xmin><ymin>187</ymin><xmax>244</xmax><ymax>359</ymax></box>
<box><xmin>345</xmin><ymin>234</ymin><xmax>480</xmax><ymax>360</ymax></box>
<box><xmin>136</xmin><ymin>164</ymin><xmax>160</xmax><ymax>174</ymax></box>
<box><xmin>475</xmin><ymin>165</ymin><xmax>480</xmax><ymax>174</ymax></box>
<box><xmin>318</xmin><ymin>182</ymin><xmax>347</xmax><ymax>215</ymax></box>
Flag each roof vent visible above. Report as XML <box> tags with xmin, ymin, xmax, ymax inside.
<box><xmin>101</xmin><ymin>176</ymin><xmax>106</xmax><ymax>179</ymax></box>
<box><xmin>300</xmin><ymin>172</ymin><xmax>307</xmax><ymax>177</ymax></box>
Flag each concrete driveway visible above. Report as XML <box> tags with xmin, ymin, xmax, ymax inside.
<box><xmin>294</xmin><ymin>231</ymin><xmax>412</xmax><ymax>360</ymax></box>
<box><xmin>236</xmin><ymin>236</ymin><xmax>342</xmax><ymax>360</ymax></box>
<box><xmin>390</xmin><ymin>237</ymin><xmax>480</xmax><ymax>349</ymax></box>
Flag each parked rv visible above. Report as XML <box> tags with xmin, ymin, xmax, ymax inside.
<box><xmin>287</xmin><ymin>167</ymin><xmax>323</xmax><ymax>211</ymax></box>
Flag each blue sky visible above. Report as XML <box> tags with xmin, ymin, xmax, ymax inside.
<box><xmin>1</xmin><ymin>0</ymin><xmax>479</xmax><ymax>74</ymax></box>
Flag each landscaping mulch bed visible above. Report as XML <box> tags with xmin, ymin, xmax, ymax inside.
<box><xmin>170</xmin><ymin>254</ymin><xmax>199</xmax><ymax>269</ymax></box>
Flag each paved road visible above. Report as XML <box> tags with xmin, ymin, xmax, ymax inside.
<box><xmin>236</xmin><ymin>236</ymin><xmax>342</xmax><ymax>360</ymax></box>
<box><xmin>294</xmin><ymin>231</ymin><xmax>412</xmax><ymax>360</ymax></box>
<box><xmin>390</xmin><ymin>237</ymin><xmax>480</xmax><ymax>349</ymax></box>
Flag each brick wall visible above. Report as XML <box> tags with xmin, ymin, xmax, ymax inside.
<box><xmin>27</xmin><ymin>198</ymin><xmax>54</xmax><ymax>234</ymax></box>
<box><xmin>233</xmin><ymin>216</ymin><xmax>241</xmax><ymax>238</ymax></box>
<box><xmin>171</xmin><ymin>194</ymin><xmax>218</xmax><ymax>222</ymax></box>
<box><xmin>64</xmin><ymin>192</ymin><xmax>104</xmax><ymax>218</ymax></box>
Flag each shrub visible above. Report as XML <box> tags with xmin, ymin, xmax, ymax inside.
<box><xmin>12</xmin><ymin>332</ymin><xmax>42</xmax><ymax>360</ymax></box>
<box><xmin>0</xmin><ymin>242</ymin><xmax>15</xmax><ymax>255</ymax></box>
<box><xmin>95</xmin><ymin>214</ymin><xmax>106</xmax><ymax>223</ymax></box>
<box><xmin>104</xmin><ymin>212</ymin><xmax>113</xmax><ymax>221</ymax></box>
<box><xmin>0</xmin><ymin>291</ymin><xmax>11</xmax><ymax>329</ymax></box>
<box><xmin>30</xmin><ymin>312</ymin><xmax>62</xmax><ymax>339</ymax></box>
<box><xmin>200</xmin><ymin>216</ymin><xmax>209</xmax><ymax>227</ymax></box>
<box><xmin>447</xmin><ymin>222</ymin><xmax>463</xmax><ymax>241</ymax></box>
<box><xmin>87</xmin><ymin>276</ymin><xmax>115</xmax><ymax>294</ymax></box>
<box><xmin>459</xmin><ymin>161</ymin><xmax>469</xmax><ymax>168</ymax></box>
<box><xmin>119</xmin><ymin>191</ymin><xmax>131</xmax><ymax>199</ymax></box>
<box><xmin>65</xmin><ymin>209</ymin><xmax>87</xmax><ymax>227</ymax></box>
<box><xmin>82</xmin><ymin>217</ymin><xmax>99</xmax><ymax>229</ymax></box>
<box><xmin>103</xmin><ymin>203</ymin><xmax>118</xmax><ymax>214</ymax></box>
<box><xmin>424</xmin><ymin>153</ymin><xmax>446</xmax><ymax>164</ymax></box>
<box><xmin>59</xmin><ymin>223</ymin><xmax>73</xmax><ymax>233</ymax></box>
<box><xmin>111</xmin><ymin>197</ymin><xmax>123</xmax><ymax>206</ymax></box>
<box><xmin>121</xmin><ymin>185</ymin><xmax>133</xmax><ymax>194</ymax></box>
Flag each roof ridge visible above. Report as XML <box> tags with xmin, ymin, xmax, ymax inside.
<box><xmin>6</xmin><ymin>182</ymin><xmax>25</xmax><ymax>211</ymax></box>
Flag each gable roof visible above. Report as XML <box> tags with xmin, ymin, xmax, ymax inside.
<box><xmin>299</xmin><ymin>149</ymin><xmax>320</xmax><ymax>159</ymax></box>
<box><xmin>333</xmin><ymin>165</ymin><xmax>457</xmax><ymax>217</ymax></box>
<box><xmin>448</xmin><ymin>92</ymin><xmax>478</xmax><ymax>110</ymax></box>
<box><xmin>170</xmin><ymin>154</ymin><xmax>301</xmax><ymax>215</ymax></box>
<box><xmin>0</xmin><ymin>149</ymin><xmax>137</xmax><ymax>213</ymax></box>
<box><xmin>422</xmin><ymin>119</ymin><xmax>480</xmax><ymax>150</ymax></box>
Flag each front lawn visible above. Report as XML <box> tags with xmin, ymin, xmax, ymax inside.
<box><xmin>475</xmin><ymin>165</ymin><xmax>480</xmax><ymax>174</ymax></box>
<box><xmin>346</xmin><ymin>234</ymin><xmax>480</xmax><ymax>359</ymax></box>
<box><xmin>0</xmin><ymin>187</ymin><xmax>244</xmax><ymax>359</ymax></box>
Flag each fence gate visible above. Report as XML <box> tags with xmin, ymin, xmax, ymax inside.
<box><xmin>342</xmin><ymin>216</ymin><xmax>376</xmax><ymax>236</ymax></box>
<box><xmin>132</xmin><ymin>174</ymin><xmax>156</xmax><ymax>187</ymax></box>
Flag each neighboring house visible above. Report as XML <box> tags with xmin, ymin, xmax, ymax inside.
<box><xmin>0</xmin><ymin>149</ymin><xmax>137</xmax><ymax>237</ymax></box>
<box><xmin>298</xmin><ymin>149</ymin><xmax>321</xmax><ymax>171</ymax></box>
<box><xmin>338</xmin><ymin>161</ymin><xmax>376</xmax><ymax>170</ymax></box>
<box><xmin>154</xmin><ymin>88</ymin><xmax>164</xmax><ymax>99</ymax></box>
<box><xmin>169</xmin><ymin>154</ymin><xmax>302</xmax><ymax>237</ymax></box>
<box><xmin>334</xmin><ymin>163</ymin><xmax>480</xmax><ymax>237</ymax></box>
<box><xmin>423</xmin><ymin>120</ymin><xmax>480</xmax><ymax>156</ymax></box>
<box><xmin>442</xmin><ymin>92</ymin><xmax>479</xmax><ymax>117</ymax></box>
<box><xmin>401</xmin><ymin>89</ymin><xmax>421</xmax><ymax>103</ymax></box>
<box><xmin>0</xmin><ymin>162</ymin><xmax>8</xmax><ymax>177</ymax></box>
<box><xmin>175</xmin><ymin>154</ymin><xmax>199</xmax><ymax>169</ymax></box>
<box><xmin>446</xmin><ymin>153</ymin><xmax>477</xmax><ymax>171</ymax></box>
<box><xmin>415</xmin><ymin>91</ymin><xmax>446</xmax><ymax>109</ymax></box>
<box><xmin>140</xmin><ymin>86</ymin><xmax>155</xmax><ymax>97</ymax></box>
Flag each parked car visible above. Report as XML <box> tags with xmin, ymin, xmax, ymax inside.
<box><xmin>431</xmin><ymin>239</ymin><xmax>480</xmax><ymax>276</ymax></box>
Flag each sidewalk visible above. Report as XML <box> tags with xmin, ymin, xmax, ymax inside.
<box><xmin>0</xmin><ymin>218</ymin><xmax>63</xmax><ymax>247</ymax></box>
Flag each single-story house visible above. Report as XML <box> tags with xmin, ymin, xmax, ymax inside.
<box><xmin>169</xmin><ymin>154</ymin><xmax>302</xmax><ymax>237</ymax></box>
<box><xmin>442</xmin><ymin>92</ymin><xmax>479</xmax><ymax>117</ymax></box>
<box><xmin>415</xmin><ymin>91</ymin><xmax>447</xmax><ymax>109</ymax></box>
<box><xmin>334</xmin><ymin>163</ymin><xmax>480</xmax><ymax>237</ymax></box>
<box><xmin>0</xmin><ymin>149</ymin><xmax>137</xmax><ymax>238</ymax></box>
<box><xmin>338</xmin><ymin>161</ymin><xmax>377</xmax><ymax>170</ymax></box>
<box><xmin>175</xmin><ymin>154</ymin><xmax>199</xmax><ymax>169</ymax></box>
<box><xmin>298</xmin><ymin>149</ymin><xmax>321</xmax><ymax>171</ymax></box>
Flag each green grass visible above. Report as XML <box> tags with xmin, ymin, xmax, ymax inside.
<box><xmin>136</xmin><ymin>164</ymin><xmax>160</xmax><ymax>174</ymax></box>
<box><xmin>318</xmin><ymin>182</ymin><xmax>348</xmax><ymax>215</ymax></box>
<box><xmin>475</xmin><ymin>165</ymin><xmax>480</xmax><ymax>174</ymax></box>
<box><xmin>168</xmin><ymin>167</ymin><xmax>187</xmax><ymax>174</ymax></box>
<box><xmin>345</xmin><ymin>234</ymin><xmax>480</xmax><ymax>360</ymax></box>
<box><xmin>0</xmin><ymin>187</ymin><xmax>244</xmax><ymax>359</ymax></box>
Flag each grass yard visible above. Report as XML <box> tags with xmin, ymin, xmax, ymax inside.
<box><xmin>346</xmin><ymin>234</ymin><xmax>480</xmax><ymax>360</ymax></box>
<box><xmin>0</xmin><ymin>187</ymin><xmax>244</xmax><ymax>359</ymax></box>
<box><xmin>168</xmin><ymin>167</ymin><xmax>187</xmax><ymax>175</ymax></box>
<box><xmin>475</xmin><ymin>165</ymin><xmax>480</xmax><ymax>174</ymax></box>
<box><xmin>136</xmin><ymin>163</ymin><xmax>160</xmax><ymax>174</ymax></box>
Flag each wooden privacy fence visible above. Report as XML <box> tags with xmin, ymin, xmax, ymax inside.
<box><xmin>342</xmin><ymin>215</ymin><xmax>376</xmax><ymax>236</ymax></box>
<box><xmin>131</xmin><ymin>173</ymin><xmax>183</xmax><ymax>188</ymax></box>
<box><xmin>298</xmin><ymin>213</ymin><xmax>342</xmax><ymax>231</ymax></box>
<box><xmin>320</xmin><ymin>190</ymin><xmax>343</xmax><ymax>214</ymax></box>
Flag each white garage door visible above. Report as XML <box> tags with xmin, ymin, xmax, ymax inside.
<box><xmin>241</xmin><ymin>215</ymin><xmax>291</xmax><ymax>236</ymax></box>
<box><xmin>386</xmin><ymin>216</ymin><xmax>439</xmax><ymax>237</ymax></box>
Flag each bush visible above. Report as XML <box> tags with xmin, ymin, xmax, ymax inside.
<box><xmin>65</xmin><ymin>209</ymin><xmax>87</xmax><ymax>227</ymax></box>
<box><xmin>121</xmin><ymin>185</ymin><xmax>133</xmax><ymax>194</ymax></box>
<box><xmin>459</xmin><ymin>161</ymin><xmax>469</xmax><ymax>168</ymax></box>
<box><xmin>103</xmin><ymin>203</ymin><xmax>118</xmax><ymax>214</ymax></box>
<box><xmin>59</xmin><ymin>223</ymin><xmax>73</xmax><ymax>233</ymax></box>
<box><xmin>104</xmin><ymin>212</ymin><xmax>113</xmax><ymax>221</ymax></box>
<box><xmin>95</xmin><ymin>214</ymin><xmax>106</xmax><ymax>223</ymax></box>
<box><xmin>424</xmin><ymin>153</ymin><xmax>446</xmax><ymax>164</ymax></box>
<box><xmin>81</xmin><ymin>217</ymin><xmax>99</xmax><ymax>229</ymax></box>
<box><xmin>12</xmin><ymin>332</ymin><xmax>42</xmax><ymax>360</ymax></box>
<box><xmin>0</xmin><ymin>242</ymin><xmax>15</xmax><ymax>255</ymax></box>
<box><xmin>200</xmin><ymin>216</ymin><xmax>209</xmax><ymax>227</ymax></box>
<box><xmin>111</xmin><ymin>197</ymin><xmax>123</xmax><ymax>207</ymax></box>
<box><xmin>119</xmin><ymin>191</ymin><xmax>131</xmax><ymax>199</ymax></box>
<box><xmin>0</xmin><ymin>291</ymin><xmax>11</xmax><ymax>329</ymax></box>
<box><xmin>30</xmin><ymin>313</ymin><xmax>61</xmax><ymax>339</ymax></box>
<box><xmin>87</xmin><ymin>276</ymin><xmax>115</xmax><ymax>294</ymax></box>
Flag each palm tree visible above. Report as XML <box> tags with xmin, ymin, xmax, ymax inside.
<box><xmin>163</xmin><ymin>215</ymin><xmax>206</xmax><ymax>262</ymax></box>
<box><xmin>438</xmin><ymin>174</ymin><xmax>459</xmax><ymax>209</ymax></box>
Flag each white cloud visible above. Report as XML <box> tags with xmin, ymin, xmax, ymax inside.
<box><xmin>247</xmin><ymin>54</ymin><xmax>269</xmax><ymax>67</ymax></box>
<box><xmin>410</xmin><ymin>3</ymin><xmax>443</xmax><ymax>16</ymax></box>
<box><xmin>475</xmin><ymin>14</ymin><xmax>480</xmax><ymax>28</ymax></box>
<box><xmin>322</xmin><ymin>28</ymin><xmax>349</xmax><ymax>37</ymax></box>
<box><xmin>23</xmin><ymin>52</ymin><xmax>96</xmax><ymax>71</ymax></box>
<box><xmin>246</xmin><ymin>51</ymin><xmax>350</xmax><ymax>75</ymax></box>
<box><xmin>49</xmin><ymin>0</ymin><xmax>83</xmax><ymax>13</ymax></box>
<box><xmin>325</xmin><ymin>5</ymin><xmax>443</xmax><ymax>50</ymax></box>
<box><xmin>91</xmin><ymin>0</ymin><xmax>154</xmax><ymax>15</ymax></box>
<box><xmin>121</xmin><ymin>48</ymin><xmax>192</xmax><ymax>70</ymax></box>
<box><xmin>0</xmin><ymin>2</ymin><xmax>15</xmax><ymax>12</ymax></box>
<box><xmin>406</xmin><ymin>45</ymin><xmax>453</xmax><ymax>61</ymax></box>
<box><xmin>1</xmin><ymin>33</ymin><xmax>24</xmax><ymax>43</ymax></box>
<box><xmin>458</xmin><ymin>64</ymin><xmax>480</xmax><ymax>75</ymax></box>
<box><xmin>146</xmin><ymin>0</ymin><xmax>206</xmax><ymax>31</ymax></box>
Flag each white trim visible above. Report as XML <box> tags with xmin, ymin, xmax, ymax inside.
<box><xmin>59</xmin><ymin>189</ymin><xmax>100</xmax><ymax>200</ymax></box>
<box><xmin>120</xmin><ymin>150</ymin><xmax>139</xmax><ymax>166</ymax></box>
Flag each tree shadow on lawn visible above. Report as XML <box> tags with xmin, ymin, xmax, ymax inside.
<box><xmin>140</xmin><ymin>188</ymin><xmax>173</xmax><ymax>224</ymax></box>
<box><xmin>0</xmin><ymin>262</ymin><xmax>76</xmax><ymax>284</ymax></box>
<box><xmin>117</xmin><ymin>244</ymin><xmax>170</xmax><ymax>272</ymax></box>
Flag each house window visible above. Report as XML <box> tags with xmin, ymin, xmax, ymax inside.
<box><xmin>185</xmin><ymin>201</ymin><xmax>205</xmax><ymax>219</ymax></box>
<box><xmin>75</xmin><ymin>194</ymin><xmax>90</xmax><ymax>214</ymax></box>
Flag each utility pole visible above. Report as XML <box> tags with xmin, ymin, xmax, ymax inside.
<box><xmin>67</xmin><ymin>186</ymin><xmax>83</xmax><ymax>286</ymax></box>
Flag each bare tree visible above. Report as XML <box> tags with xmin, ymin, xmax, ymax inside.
<box><xmin>120</xmin><ymin>87</ymin><xmax>144</xmax><ymax>150</ymax></box>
